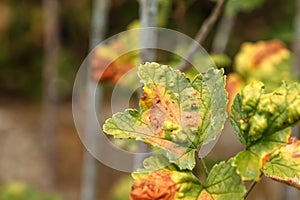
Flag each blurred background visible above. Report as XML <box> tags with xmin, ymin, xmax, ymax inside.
<box><xmin>0</xmin><ymin>0</ymin><xmax>300</xmax><ymax>199</ymax></box>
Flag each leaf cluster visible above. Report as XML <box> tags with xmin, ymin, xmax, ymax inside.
<box><xmin>103</xmin><ymin>62</ymin><xmax>300</xmax><ymax>199</ymax></box>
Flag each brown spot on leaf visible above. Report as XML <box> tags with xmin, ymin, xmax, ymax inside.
<box><xmin>281</xmin><ymin>121</ymin><xmax>287</xmax><ymax>126</ymax></box>
<box><xmin>262</xmin><ymin>152</ymin><xmax>272</xmax><ymax>166</ymax></box>
<box><xmin>292</xmin><ymin>152</ymin><xmax>300</xmax><ymax>158</ymax></box>
<box><xmin>181</xmin><ymin>112</ymin><xmax>200</xmax><ymax>128</ymax></box>
<box><xmin>149</xmin><ymin>104</ymin><xmax>166</xmax><ymax>133</ymax></box>
<box><xmin>243</xmin><ymin>118</ymin><xmax>249</xmax><ymax>123</ymax></box>
<box><xmin>191</xmin><ymin>103</ymin><xmax>197</xmax><ymax>109</ymax></box>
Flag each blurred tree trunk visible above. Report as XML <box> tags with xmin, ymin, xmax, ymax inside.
<box><xmin>140</xmin><ymin>0</ymin><xmax>157</xmax><ymax>62</ymax></box>
<box><xmin>80</xmin><ymin>0</ymin><xmax>110</xmax><ymax>200</ymax></box>
<box><xmin>41</xmin><ymin>0</ymin><xmax>60</xmax><ymax>189</ymax></box>
<box><xmin>293</xmin><ymin>0</ymin><xmax>300</xmax><ymax>79</ymax></box>
<box><xmin>133</xmin><ymin>0</ymin><xmax>158</xmax><ymax>170</ymax></box>
<box><xmin>283</xmin><ymin>0</ymin><xmax>300</xmax><ymax>199</ymax></box>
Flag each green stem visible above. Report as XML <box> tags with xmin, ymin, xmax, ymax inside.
<box><xmin>194</xmin><ymin>150</ymin><xmax>209</xmax><ymax>178</ymax></box>
<box><xmin>200</xmin><ymin>157</ymin><xmax>209</xmax><ymax>177</ymax></box>
<box><xmin>244</xmin><ymin>181</ymin><xmax>257</xmax><ymax>199</ymax></box>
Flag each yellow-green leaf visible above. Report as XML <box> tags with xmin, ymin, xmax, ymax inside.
<box><xmin>230</xmin><ymin>81</ymin><xmax>300</xmax><ymax>181</ymax></box>
<box><xmin>231</xmin><ymin>81</ymin><xmax>300</xmax><ymax>146</ymax></box>
<box><xmin>232</xmin><ymin>151</ymin><xmax>261</xmax><ymax>181</ymax></box>
<box><xmin>192</xmin><ymin>68</ymin><xmax>228</xmax><ymax>145</ymax></box>
<box><xmin>103</xmin><ymin>62</ymin><xmax>227</xmax><ymax>170</ymax></box>
<box><xmin>199</xmin><ymin>160</ymin><xmax>246</xmax><ymax>200</ymax></box>
<box><xmin>263</xmin><ymin>137</ymin><xmax>300</xmax><ymax>189</ymax></box>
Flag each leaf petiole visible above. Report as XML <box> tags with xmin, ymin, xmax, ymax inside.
<box><xmin>194</xmin><ymin>150</ymin><xmax>209</xmax><ymax>177</ymax></box>
<box><xmin>200</xmin><ymin>157</ymin><xmax>209</xmax><ymax>177</ymax></box>
<box><xmin>244</xmin><ymin>181</ymin><xmax>258</xmax><ymax>199</ymax></box>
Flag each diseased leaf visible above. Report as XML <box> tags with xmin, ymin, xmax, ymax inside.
<box><xmin>131</xmin><ymin>166</ymin><xmax>202</xmax><ymax>200</ymax></box>
<box><xmin>232</xmin><ymin>128</ymin><xmax>291</xmax><ymax>181</ymax></box>
<box><xmin>234</xmin><ymin>40</ymin><xmax>294</xmax><ymax>92</ymax></box>
<box><xmin>230</xmin><ymin>81</ymin><xmax>300</xmax><ymax>181</ymax></box>
<box><xmin>91</xmin><ymin>40</ymin><xmax>138</xmax><ymax>84</ymax></box>
<box><xmin>232</xmin><ymin>129</ymin><xmax>291</xmax><ymax>181</ymax></box>
<box><xmin>231</xmin><ymin>81</ymin><xmax>300</xmax><ymax>146</ymax></box>
<box><xmin>103</xmin><ymin>62</ymin><xmax>227</xmax><ymax>170</ymax></box>
<box><xmin>263</xmin><ymin>137</ymin><xmax>300</xmax><ymax>189</ymax></box>
<box><xmin>134</xmin><ymin>159</ymin><xmax>245</xmax><ymax>200</ymax></box>
<box><xmin>249</xmin><ymin>128</ymin><xmax>291</xmax><ymax>157</ymax></box>
<box><xmin>199</xmin><ymin>160</ymin><xmax>246</xmax><ymax>200</ymax></box>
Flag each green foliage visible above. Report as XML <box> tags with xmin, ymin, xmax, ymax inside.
<box><xmin>199</xmin><ymin>160</ymin><xmax>246</xmax><ymax>200</ymax></box>
<box><xmin>231</xmin><ymin>81</ymin><xmax>300</xmax><ymax>146</ymax></box>
<box><xmin>103</xmin><ymin>62</ymin><xmax>300</xmax><ymax>199</ymax></box>
<box><xmin>0</xmin><ymin>182</ymin><xmax>60</xmax><ymax>200</ymax></box>
<box><xmin>132</xmin><ymin>155</ymin><xmax>245</xmax><ymax>200</ymax></box>
<box><xmin>191</xmin><ymin>67</ymin><xmax>227</xmax><ymax>144</ymax></box>
<box><xmin>231</xmin><ymin>81</ymin><xmax>300</xmax><ymax>180</ymax></box>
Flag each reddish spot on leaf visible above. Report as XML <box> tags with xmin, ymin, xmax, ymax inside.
<box><xmin>181</xmin><ymin>112</ymin><xmax>200</xmax><ymax>128</ymax></box>
<box><xmin>243</xmin><ymin>118</ymin><xmax>249</xmax><ymax>123</ymax></box>
<box><xmin>262</xmin><ymin>152</ymin><xmax>272</xmax><ymax>166</ymax></box>
<box><xmin>149</xmin><ymin>104</ymin><xmax>166</xmax><ymax>135</ymax></box>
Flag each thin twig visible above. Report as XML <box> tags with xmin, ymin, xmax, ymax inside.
<box><xmin>178</xmin><ymin>0</ymin><xmax>227</xmax><ymax>71</ymax></box>
<box><xmin>212</xmin><ymin>13</ymin><xmax>236</xmax><ymax>54</ymax></box>
<box><xmin>244</xmin><ymin>181</ymin><xmax>258</xmax><ymax>199</ymax></box>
